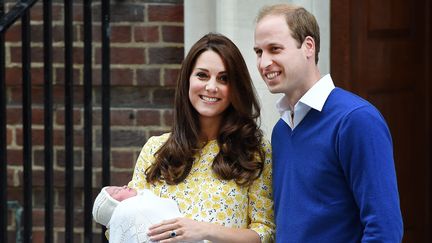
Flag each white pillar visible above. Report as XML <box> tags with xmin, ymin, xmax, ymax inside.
<box><xmin>185</xmin><ymin>0</ymin><xmax>330</xmax><ymax>139</ymax></box>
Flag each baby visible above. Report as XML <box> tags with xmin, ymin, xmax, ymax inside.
<box><xmin>92</xmin><ymin>186</ymin><xmax>182</xmax><ymax>243</ymax></box>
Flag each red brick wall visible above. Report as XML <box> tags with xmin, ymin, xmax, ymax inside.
<box><xmin>4</xmin><ymin>0</ymin><xmax>183</xmax><ymax>242</ymax></box>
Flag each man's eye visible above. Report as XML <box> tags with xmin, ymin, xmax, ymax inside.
<box><xmin>271</xmin><ymin>46</ymin><xmax>281</xmax><ymax>52</ymax></box>
<box><xmin>255</xmin><ymin>50</ymin><xmax>262</xmax><ymax>57</ymax></box>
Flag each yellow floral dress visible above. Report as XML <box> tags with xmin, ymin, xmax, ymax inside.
<box><xmin>128</xmin><ymin>133</ymin><xmax>275</xmax><ymax>242</ymax></box>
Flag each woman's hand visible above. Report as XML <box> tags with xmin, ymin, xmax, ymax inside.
<box><xmin>147</xmin><ymin>217</ymin><xmax>261</xmax><ymax>243</ymax></box>
<box><xmin>147</xmin><ymin>217</ymin><xmax>208</xmax><ymax>242</ymax></box>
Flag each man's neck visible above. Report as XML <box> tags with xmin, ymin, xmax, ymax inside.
<box><xmin>286</xmin><ymin>69</ymin><xmax>321</xmax><ymax>109</ymax></box>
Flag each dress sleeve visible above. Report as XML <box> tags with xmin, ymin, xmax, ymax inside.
<box><xmin>248</xmin><ymin>139</ymin><xmax>275</xmax><ymax>243</ymax></box>
<box><xmin>338</xmin><ymin>106</ymin><xmax>403</xmax><ymax>241</ymax></box>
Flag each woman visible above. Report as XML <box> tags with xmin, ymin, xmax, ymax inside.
<box><xmin>128</xmin><ymin>33</ymin><xmax>274</xmax><ymax>243</ymax></box>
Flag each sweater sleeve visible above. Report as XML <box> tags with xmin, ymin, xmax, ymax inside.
<box><xmin>338</xmin><ymin>106</ymin><xmax>403</xmax><ymax>242</ymax></box>
<box><xmin>248</xmin><ymin>139</ymin><xmax>275</xmax><ymax>243</ymax></box>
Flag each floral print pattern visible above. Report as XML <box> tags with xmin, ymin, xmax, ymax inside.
<box><xmin>128</xmin><ymin>133</ymin><xmax>274</xmax><ymax>242</ymax></box>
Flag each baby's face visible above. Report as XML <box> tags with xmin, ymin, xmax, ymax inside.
<box><xmin>106</xmin><ymin>186</ymin><xmax>137</xmax><ymax>201</ymax></box>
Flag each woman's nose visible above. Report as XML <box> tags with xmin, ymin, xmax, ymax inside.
<box><xmin>205</xmin><ymin>80</ymin><xmax>218</xmax><ymax>92</ymax></box>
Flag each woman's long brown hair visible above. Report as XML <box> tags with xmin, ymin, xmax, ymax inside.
<box><xmin>145</xmin><ymin>33</ymin><xmax>265</xmax><ymax>186</ymax></box>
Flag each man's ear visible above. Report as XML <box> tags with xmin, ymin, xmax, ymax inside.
<box><xmin>302</xmin><ymin>36</ymin><xmax>315</xmax><ymax>59</ymax></box>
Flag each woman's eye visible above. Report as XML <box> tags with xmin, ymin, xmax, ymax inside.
<box><xmin>219</xmin><ymin>75</ymin><xmax>228</xmax><ymax>83</ymax></box>
<box><xmin>196</xmin><ymin>72</ymin><xmax>208</xmax><ymax>79</ymax></box>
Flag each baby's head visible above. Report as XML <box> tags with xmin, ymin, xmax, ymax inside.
<box><xmin>92</xmin><ymin>186</ymin><xmax>137</xmax><ymax>225</ymax></box>
<box><xmin>105</xmin><ymin>186</ymin><xmax>137</xmax><ymax>201</ymax></box>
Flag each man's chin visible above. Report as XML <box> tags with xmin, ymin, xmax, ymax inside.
<box><xmin>267</xmin><ymin>86</ymin><xmax>282</xmax><ymax>94</ymax></box>
<box><xmin>265</xmin><ymin>81</ymin><xmax>281</xmax><ymax>93</ymax></box>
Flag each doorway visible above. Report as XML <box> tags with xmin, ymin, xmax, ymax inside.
<box><xmin>331</xmin><ymin>0</ymin><xmax>431</xmax><ymax>242</ymax></box>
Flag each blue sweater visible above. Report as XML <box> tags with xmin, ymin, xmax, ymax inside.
<box><xmin>272</xmin><ymin>88</ymin><xmax>403</xmax><ymax>242</ymax></box>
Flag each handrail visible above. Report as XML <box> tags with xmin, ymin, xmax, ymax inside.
<box><xmin>0</xmin><ymin>0</ymin><xmax>38</xmax><ymax>34</ymax></box>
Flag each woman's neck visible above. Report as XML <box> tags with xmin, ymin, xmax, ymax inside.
<box><xmin>199</xmin><ymin>117</ymin><xmax>221</xmax><ymax>141</ymax></box>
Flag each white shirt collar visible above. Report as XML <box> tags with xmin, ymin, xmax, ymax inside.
<box><xmin>275</xmin><ymin>74</ymin><xmax>335</xmax><ymax>129</ymax></box>
<box><xmin>299</xmin><ymin>74</ymin><xmax>335</xmax><ymax>112</ymax></box>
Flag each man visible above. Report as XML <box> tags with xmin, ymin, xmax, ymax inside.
<box><xmin>253</xmin><ymin>3</ymin><xmax>403</xmax><ymax>242</ymax></box>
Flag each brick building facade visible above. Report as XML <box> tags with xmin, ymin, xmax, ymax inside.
<box><xmin>4</xmin><ymin>0</ymin><xmax>183</xmax><ymax>242</ymax></box>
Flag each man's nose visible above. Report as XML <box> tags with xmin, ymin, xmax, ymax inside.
<box><xmin>259</xmin><ymin>52</ymin><xmax>273</xmax><ymax>69</ymax></box>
